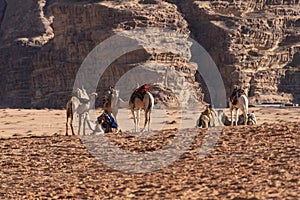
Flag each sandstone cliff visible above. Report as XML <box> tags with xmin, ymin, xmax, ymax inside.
<box><xmin>0</xmin><ymin>0</ymin><xmax>299</xmax><ymax>108</ymax></box>
<box><xmin>179</xmin><ymin>0</ymin><xmax>300</xmax><ymax>104</ymax></box>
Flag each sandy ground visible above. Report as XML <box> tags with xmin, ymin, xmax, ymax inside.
<box><xmin>0</xmin><ymin>106</ymin><xmax>299</xmax><ymax>199</ymax></box>
<box><xmin>1</xmin><ymin>106</ymin><xmax>299</xmax><ymax>137</ymax></box>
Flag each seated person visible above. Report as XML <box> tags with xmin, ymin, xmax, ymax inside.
<box><xmin>97</xmin><ymin>112</ymin><xmax>118</xmax><ymax>133</ymax></box>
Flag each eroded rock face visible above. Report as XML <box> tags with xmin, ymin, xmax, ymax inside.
<box><xmin>180</xmin><ymin>0</ymin><xmax>300</xmax><ymax>104</ymax></box>
<box><xmin>0</xmin><ymin>0</ymin><xmax>299</xmax><ymax>108</ymax></box>
<box><xmin>0</xmin><ymin>0</ymin><xmax>54</xmax><ymax>107</ymax></box>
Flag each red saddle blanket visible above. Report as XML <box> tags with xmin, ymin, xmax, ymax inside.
<box><xmin>130</xmin><ymin>84</ymin><xmax>150</xmax><ymax>103</ymax></box>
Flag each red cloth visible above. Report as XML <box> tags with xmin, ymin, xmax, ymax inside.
<box><xmin>130</xmin><ymin>84</ymin><xmax>150</xmax><ymax>103</ymax></box>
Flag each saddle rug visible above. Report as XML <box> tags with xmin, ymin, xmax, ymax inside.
<box><xmin>130</xmin><ymin>84</ymin><xmax>150</xmax><ymax>103</ymax></box>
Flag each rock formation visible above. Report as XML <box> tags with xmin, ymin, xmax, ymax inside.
<box><xmin>179</xmin><ymin>0</ymin><xmax>300</xmax><ymax>104</ymax></box>
<box><xmin>0</xmin><ymin>0</ymin><xmax>299</xmax><ymax>108</ymax></box>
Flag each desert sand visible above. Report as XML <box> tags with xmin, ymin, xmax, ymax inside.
<box><xmin>0</xmin><ymin>106</ymin><xmax>299</xmax><ymax>199</ymax></box>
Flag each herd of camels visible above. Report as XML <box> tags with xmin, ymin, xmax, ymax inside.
<box><xmin>65</xmin><ymin>84</ymin><xmax>257</xmax><ymax>136</ymax></box>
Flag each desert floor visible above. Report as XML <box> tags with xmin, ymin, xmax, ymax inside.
<box><xmin>0</xmin><ymin>106</ymin><xmax>299</xmax><ymax>199</ymax></box>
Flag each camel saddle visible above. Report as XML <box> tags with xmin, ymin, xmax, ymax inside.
<box><xmin>73</xmin><ymin>88</ymin><xmax>90</xmax><ymax>104</ymax></box>
<box><xmin>130</xmin><ymin>84</ymin><xmax>150</xmax><ymax>103</ymax></box>
<box><xmin>230</xmin><ymin>88</ymin><xmax>245</xmax><ymax>105</ymax></box>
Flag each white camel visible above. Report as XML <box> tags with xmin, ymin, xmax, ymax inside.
<box><xmin>129</xmin><ymin>84</ymin><xmax>154</xmax><ymax>132</ymax></box>
<box><xmin>65</xmin><ymin>87</ymin><xmax>98</xmax><ymax>135</ymax></box>
<box><xmin>229</xmin><ymin>87</ymin><xmax>249</xmax><ymax>126</ymax></box>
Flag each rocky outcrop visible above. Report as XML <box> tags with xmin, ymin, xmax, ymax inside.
<box><xmin>0</xmin><ymin>0</ymin><xmax>299</xmax><ymax>108</ymax></box>
<box><xmin>179</xmin><ymin>0</ymin><xmax>300</xmax><ymax>104</ymax></box>
<box><xmin>0</xmin><ymin>0</ymin><xmax>54</xmax><ymax>107</ymax></box>
<box><xmin>30</xmin><ymin>0</ymin><xmax>202</xmax><ymax>108</ymax></box>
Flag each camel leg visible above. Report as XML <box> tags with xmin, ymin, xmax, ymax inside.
<box><xmin>66</xmin><ymin>114</ymin><xmax>69</xmax><ymax>136</ymax></box>
<box><xmin>66</xmin><ymin>120</ymin><xmax>69</xmax><ymax>136</ymax></box>
<box><xmin>70</xmin><ymin>114</ymin><xmax>75</xmax><ymax>135</ymax></box>
<box><xmin>230</xmin><ymin>109</ymin><xmax>234</xmax><ymax>126</ymax></box>
<box><xmin>235</xmin><ymin>109</ymin><xmax>239</xmax><ymax>126</ymax></box>
<box><xmin>66</xmin><ymin>108</ymin><xmax>71</xmax><ymax>136</ymax></box>
<box><xmin>131</xmin><ymin>109</ymin><xmax>137</xmax><ymax>132</ymax></box>
<box><xmin>142</xmin><ymin>109</ymin><xmax>149</xmax><ymax>132</ymax></box>
<box><xmin>137</xmin><ymin>109</ymin><xmax>141</xmax><ymax>132</ymax></box>
<box><xmin>66</xmin><ymin>111</ymin><xmax>75</xmax><ymax>136</ymax></box>
<box><xmin>147</xmin><ymin>109</ymin><xmax>151</xmax><ymax>132</ymax></box>
<box><xmin>244</xmin><ymin>107</ymin><xmax>248</xmax><ymax>125</ymax></box>
<box><xmin>78</xmin><ymin>114</ymin><xmax>82</xmax><ymax>135</ymax></box>
<box><xmin>83</xmin><ymin>113</ymin><xmax>87</xmax><ymax>135</ymax></box>
<box><xmin>112</xmin><ymin>108</ymin><xmax>118</xmax><ymax>123</ymax></box>
<box><xmin>69</xmin><ymin>113</ymin><xmax>76</xmax><ymax>135</ymax></box>
<box><xmin>85</xmin><ymin>114</ymin><xmax>97</xmax><ymax>133</ymax></box>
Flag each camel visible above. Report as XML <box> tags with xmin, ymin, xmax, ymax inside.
<box><xmin>196</xmin><ymin>106</ymin><xmax>211</xmax><ymax>128</ymax></box>
<box><xmin>196</xmin><ymin>105</ymin><xmax>224</xmax><ymax>128</ymax></box>
<box><xmin>229</xmin><ymin>86</ymin><xmax>249</xmax><ymax>126</ymax></box>
<box><xmin>129</xmin><ymin>84</ymin><xmax>154</xmax><ymax>132</ymax></box>
<box><xmin>65</xmin><ymin>87</ymin><xmax>98</xmax><ymax>136</ymax></box>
